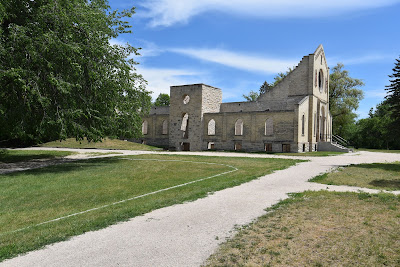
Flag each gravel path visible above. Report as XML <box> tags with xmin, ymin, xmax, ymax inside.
<box><xmin>2</xmin><ymin>149</ymin><xmax>400</xmax><ymax>267</ymax></box>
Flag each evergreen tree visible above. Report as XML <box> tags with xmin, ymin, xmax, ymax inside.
<box><xmin>259</xmin><ymin>81</ymin><xmax>272</xmax><ymax>95</ymax></box>
<box><xmin>385</xmin><ymin>56</ymin><xmax>400</xmax><ymax>136</ymax></box>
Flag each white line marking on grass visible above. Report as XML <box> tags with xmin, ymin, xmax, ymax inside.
<box><xmin>2</xmin><ymin>158</ymin><xmax>238</xmax><ymax>236</ymax></box>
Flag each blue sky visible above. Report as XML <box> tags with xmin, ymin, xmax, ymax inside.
<box><xmin>110</xmin><ymin>0</ymin><xmax>400</xmax><ymax>119</ymax></box>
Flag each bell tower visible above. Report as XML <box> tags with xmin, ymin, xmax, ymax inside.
<box><xmin>169</xmin><ymin>84</ymin><xmax>222</xmax><ymax>151</ymax></box>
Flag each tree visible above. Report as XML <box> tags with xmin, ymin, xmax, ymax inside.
<box><xmin>352</xmin><ymin>101</ymin><xmax>396</xmax><ymax>149</ymax></box>
<box><xmin>272</xmin><ymin>67</ymin><xmax>293</xmax><ymax>86</ymax></box>
<box><xmin>154</xmin><ymin>93</ymin><xmax>170</xmax><ymax>106</ymax></box>
<box><xmin>259</xmin><ymin>81</ymin><xmax>272</xmax><ymax>95</ymax></box>
<box><xmin>385</xmin><ymin>56</ymin><xmax>400</xmax><ymax>136</ymax></box>
<box><xmin>0</xmin><ymin>0</ymin><xmax>151</xmax><ymax>146</ymax></box>
<box><xmin>329</xmin><ymin>63</ymin><xmax>364</xmax><ymax>139</ymax></box>
<box><xmin>243</xmin><ymin>81</ymin><xmax>273</xmax><ymax>102</ymax></box>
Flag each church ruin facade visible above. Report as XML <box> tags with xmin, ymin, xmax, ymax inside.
<box><xmin>139</xmin><ymin>45</ymin><xmax>336</xmax><ymax>153</ymax></box>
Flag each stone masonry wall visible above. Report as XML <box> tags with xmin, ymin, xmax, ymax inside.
<box><xmin>203</xmin><ymin>110</ymin><xmax>296</xmax><ymax>152</ymax></box>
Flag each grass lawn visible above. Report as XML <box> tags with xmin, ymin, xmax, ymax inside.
<box><xmin>0</xmin><ymin>154</ymin><xmax>301</xmax><ymax>262</ymax></box>
<box><xmin>0</xmin><ymin>150</ymin><xmax>75</xmax><ymax>163</ymax></box>
<box><xmin>40</xmin><ymin>137</ymin><xmax>162</xmax><ymax>151</ymax></box>
<box><xmin>205</xmin><ymin>191</ymin><xmax>400</xmax><ymax>266</ymax></box>
<box><xmin>310</xmin><ymin>162</ymin><xmax>400</xmax><ymax>191</ymax></box>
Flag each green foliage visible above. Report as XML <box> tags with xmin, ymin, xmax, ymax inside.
<box><xmin>351</xmin><ymin>101</ymin><xmax>400</xmax><ymax>149</ymax></box>
<box><xmin>385</xmin><ymin>57</ymin><xmax>400</xmax><ymax>136</ymax></box>
<box><xmin>350</xmin><ymin>57</ymin><xmax>400</xmax><ymax>150</ymax></box>
<box><xmin>243</xmin><ymin>70</ymin><xmax>292</xmax><ymax>101</ymax></box>
<box><xmin>154</xmin><ymin>93</ymin><xmax>170</xmax><ymax>106</ymax></box>
<box><xmin>242</xmin><ymin>90</ymin><xmax>259</xmax><ymax>102</ymax></box>
<box><xmin>259</xmin><ymin>81</ymin><xmax>272</xmax><ymax>95</ymax></box>
<box><xmin>0</xmin><ymin>0</ymin><xmax>151</xmax><ymax>146</ymax></box>
<box><xmin>272</xmin><ymin>67</ymin><xmax>293</xmax><ymax>86</ymax></box>
<box><xmin>329</xmin><ymin>63</ymin><xmax>364</xmax><ymax>139</ymax></box>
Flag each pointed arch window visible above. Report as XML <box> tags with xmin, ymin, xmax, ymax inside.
<box><xmin>235</xmin><ymin>119</ymin><xmax>243</xmax><ymax>136</ymax></box>
<box><xmin>208</xmin><ymin>119</ymin><xmax>216</xmax><ymax>136</ymax></box>
<box><xmin>162</xmin><ymin>120</ymin><xmax>168</xmax><ymax>135</ymax></box>
<box><xmin>265</xmin><ymin>118</ymin><xmax>273</xmax><ymax>136</ymax></box>
<box><xmin>142</xmin><ymin>120</ymin><xmax>148</xmax><ymax>135</ymax></box>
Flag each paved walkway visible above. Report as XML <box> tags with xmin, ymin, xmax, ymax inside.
<box><xmin>2</xmin><ymin>149</ymin><xmax>400</xmax><ymax>267</ymax></box>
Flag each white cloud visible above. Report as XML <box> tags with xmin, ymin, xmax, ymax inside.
<box><xmin>328</xmin><ymin>53</ymin><xmax>395</xmax><ymax>66</ymax></box>
<box><xmin>138</xmin><ymin>0</ymin><xmax>400</xmax><ymax>27</ymax></box>
<box><xmin>136</xmin><ymin>67</ymin><xmax>206</xmax><ymax>99</ymax></box>
<box><xmin>170</xmin><ymin>48</ymin><xmax>297</xmax><ymax>74</ymax></box>
<box><xmin>365</xmin><ymin>89</ymin><xmax>387</xmax><ymax>99</ymax></box>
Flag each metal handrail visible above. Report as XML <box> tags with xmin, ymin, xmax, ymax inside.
<box><xmin>332</xmin><ymin>135</ymin><xmax>349</xmax><ymax>147</ymax></box>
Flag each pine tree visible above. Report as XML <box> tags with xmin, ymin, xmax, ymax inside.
<box><xmin>259</xmin><ymin>81</ymin><xmax>272</xmax><ymax>95</ymax></box>
<box><xmin>385</xmin><ymin>57</ymin><xmax>400</xmax><ymax>135</ymax></box>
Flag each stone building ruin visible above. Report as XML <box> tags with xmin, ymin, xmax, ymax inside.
<box><xmin>138</xmin><ymin>45</ymin><xmax>345</xmax><ymax>153</ymax></box>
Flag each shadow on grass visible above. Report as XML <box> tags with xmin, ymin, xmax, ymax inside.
<box><xmin>369</xmin><ymin>179</ymin><xmax>400</xmax><ymax>190</ymax></box>
<box><xmin>0</xmin><ymin>153</ymin><xmax>62</xmax><ymax>163</ymax></box>
<box><xmin>351</xmin><ymin>163</ymin><xmax>400</xmax><ymax>172</ymax></box>
<box><xmin>1</xmin><ymin>157</ymin><xmax>121</xmax><ymax>177</ymax></box>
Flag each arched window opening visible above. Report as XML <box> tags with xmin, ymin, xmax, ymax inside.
<box><xmin>314</xmin><ymin>112</ymin><xmax>317</xmax><ymax>137</ymax></box>
<box><xmin>301</xmin><ymin>114</ymin><xmax>305</xmax><ymax>136</ymax></box>
<box><xmin>181</xmin><ymin>113</ymin><xmax>189</xmax><ymax>138</ymax></box>
<box><xmin>235</xmin><ymin>119</ymin><xmax>243</xmax><ymax>136</ymax></box>
<box><xmin>162</xmin><ymin>120</ymin><xmax>168</xmax><ymax>135</ymax></box>
<box><xmin>142</xmin><ymin>120</ymin><xmax>148</xmax><ymax>135</ymax></box>
<box><xmin>318</xmin><ymin>69</ymin><xmax>324</xmax><ymax>92</ymax></box>
<box><xmin>265</xmin><ymin>118</ymin><xmax>273</xmax><ymax>136</ymax></box>
<box><xmin>208</xmin><ymin>119</ymin><xmax>216</xmax><ymax>136</ymax></box>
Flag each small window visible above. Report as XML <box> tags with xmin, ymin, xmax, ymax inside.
<box><xmin>142</xmin><ymin>120</ymin><xmax>148</xmax><ymax>135</ymax></box>
<box><xmin>265</xmin><ymin>118</ymin><xmax>273</xmax><ymax>136</ymax></box>
<box><xmin>208</xmin><ymin>119</ymin><xmax>216</xmax><ymax>136</ymax></box>
<box><xmin>302</xmin><ymin>144</ymin><xmax>306</xmax><ymax>152</ymax></box>
<box><xmin>264</xmin><ymin>143</ymin><xmax>272</xmax><ymax>152</ymax></box>
<box><xmin>234</xmin><ymin>142</ymin><xmax>242</xmax><ymax>151</ymax></box>
<box><xmin>282</xmin><ymin>144</ymin><xmax>291</xmax><ymax>153</ymax></box>
<box><xmin>235</xmin><ymin>119</ymin><xmax>243</xmax><ymax>136</ymax></box>
<box><xmin>301</xmin><ymin>114</ymin><xmax>305</xmax><ymax>136</ymax></box>
<box><xmin>207</xmin><ymin>142</ymin><xmax>215</xmax><ymax>150</ymax></box>
<box><xmin>182</xmin><ymin>94</ymin><xmax>190</xmax><ymax>104</ymax></box>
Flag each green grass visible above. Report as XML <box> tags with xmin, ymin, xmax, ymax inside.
<box><xmin>40</xmin><ymin>137</ymin><xmax>162</xmax><ymax>151</ymax></box>
<box><xmin>356</xmin><ymin>148</ymin><xmax>400</xmax><ymax>153</ymax></box>
<box><xmin>205</xmin><ymin>191</ymin><xmax>400</xmax><ymax>266</ymax></box>
<box><xmin>0</xmin><ymin>154</ymin><xmax>302</xmax><ymax>262</ymax></box>
<box><xmin>310</xmin><ymin>162</ymin><xmax>400</xmax><ymax>191</ymax></box>
<box><xmin>0</xmin><ymin>150</ymin><xmax>75</xmax><ymax>163</ymax></box>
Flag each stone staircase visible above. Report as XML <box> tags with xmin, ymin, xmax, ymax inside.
<box><xmin>318</xmin><ymin>135</ymin><xmax>352</xmax><ymax>152</ymax></box>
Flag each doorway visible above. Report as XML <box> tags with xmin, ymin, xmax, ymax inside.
<box><xmin>182</xmin><ymin>142</ymin><xmax>190</xmax><ymax>151</ymax></box>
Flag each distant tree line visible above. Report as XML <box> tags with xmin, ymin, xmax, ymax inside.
<box><xmin>351</xmin><ymin>57</ymin><xmax>400</xmax><ymax>149</ymax></box>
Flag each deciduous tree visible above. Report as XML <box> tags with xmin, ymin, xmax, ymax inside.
<box><xmin>329</xmin><ymin>63</ymin><xmax>364</xmax><ymax>139</ymax></box>
<box><xmin>0</xmin><ymin>0</ymin><xmax>151</xmax><ymax>146</ymax></box>
<box><xmin>154</xmin><ymin>93</ymin><xmax>170</xmax><ymax>106</ymax></box>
